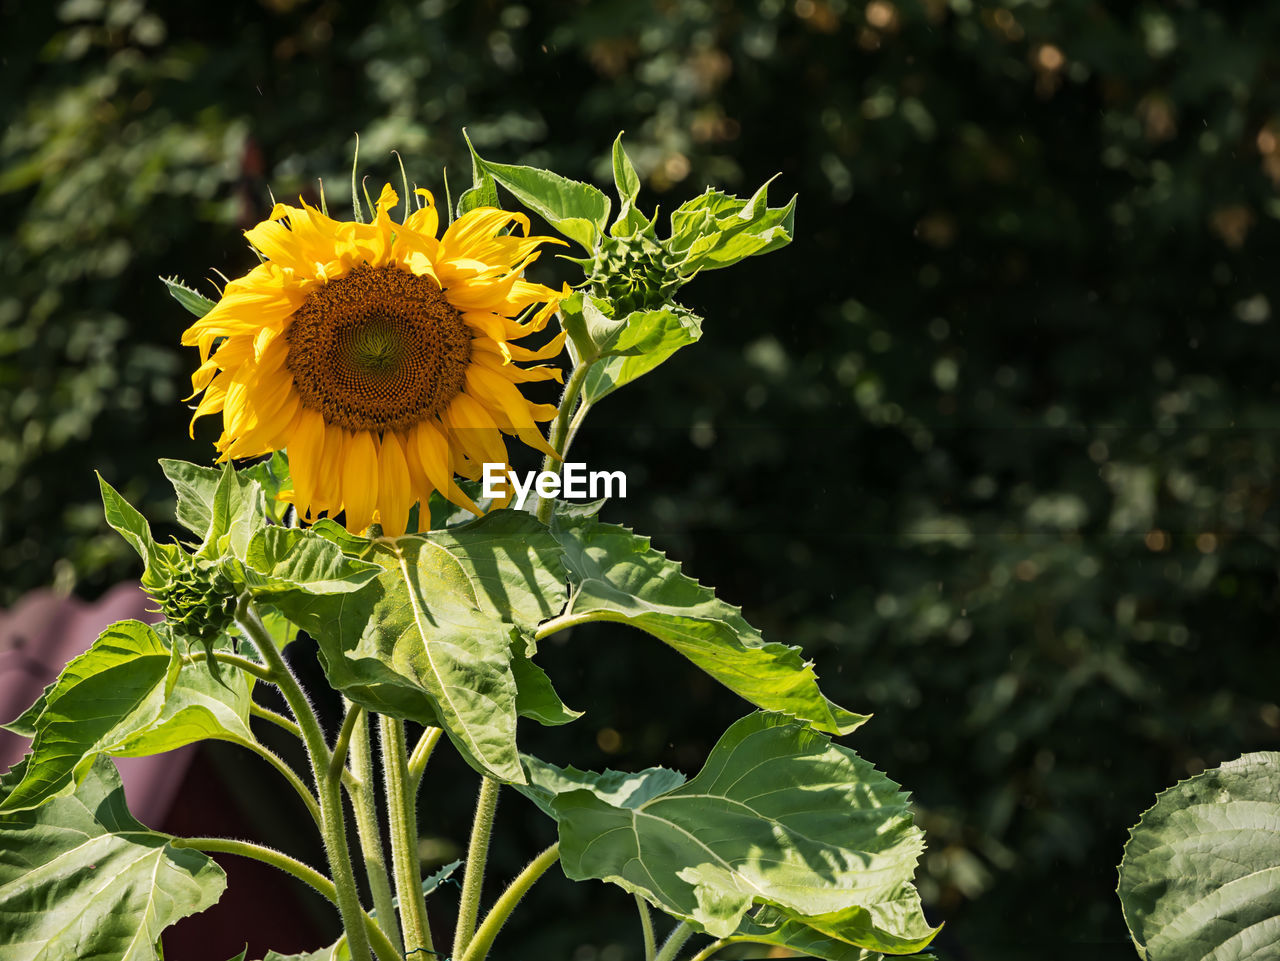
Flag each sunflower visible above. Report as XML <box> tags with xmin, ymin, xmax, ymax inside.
<box><xmin>182</xmin><ymin>183</ymin><xmax>568</xmax><ymax>536</ymax></box>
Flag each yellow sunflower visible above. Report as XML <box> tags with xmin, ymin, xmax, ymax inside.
<box><xmin>182</xmin><ymin>183</ymin><xmax>568</xmax><ymax>536</ymax></box>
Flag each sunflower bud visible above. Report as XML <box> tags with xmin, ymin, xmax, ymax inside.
<box><xmin>587</xmin><ymin>232</ymin><xmax>686</xmax><ymax>315</ymax></box>
<box><xmin>149</xmin><ymin>551</ymin><xmax>237</xmax><ymax>645</ymax></box>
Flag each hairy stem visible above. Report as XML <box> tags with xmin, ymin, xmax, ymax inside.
<box><xmin>535</xmin><ymin>360</ymin><xmax>592</xmax><ymax>524</ymax></box>
<box><xmin>380</xmin><ymin>715</ymin><xmax>433</xmax><ymax>956</ymax></box>
<box><xmin>452</xmin><ymin>776</ymin><xmax>502</xmax><ymax>959</ymax></box>
<box><xmin>169</xmin><ymin>837</ymin><xmax>400</xmax><ymax>961</ymax></box>
<box><xmin>184</xmin><ymin>650</ymin><xmax>274</xmax><ymax>681</ymax></box>
<box><xmin>347</xmin><ymin>704</ymin><xmax>402</xmax><ymax>955</ymax></box>
<box><xmin>407</xmin><ymin>725</ymin><xmax>443</xmax><ymax>792</ymax></box>
<box><xmin>249</xmin><ymin>701</ymin><xmax>304</xmax><ymax>740</ymax></box>
<box><xmin>684</xmin><ymin>940</ymin><xmax>731</xmax><ymax>961</ymax></box>
<box><xmin>236</xmin><ymin>595</ymin><xmax>372</xmax><ymax>961</ymax></box>
<box><xmin>653</xmin><ymin>921</ymin><xmax>695</xmax><ymax>961</ymax></box>
<box><xmin>233</xmin><ymin>736</ymin><xmax>321</xmax><ymax>828</ymax></box>
<box><xmin>636</xmin><ymin>894</ymin><xmax>657</xmax><ymax>961</ymax></box>
<box><xmin>459</xmin><ymin>842</ymin><xmax>560</xmax><ymax>961</ymax></box>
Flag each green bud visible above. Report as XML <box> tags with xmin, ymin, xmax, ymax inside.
<box><xmin>587</xmin><ymin>232</ymin><xmax>687</xmax><ymax>315</ymax></box>
<box><xmin>148</xmin><ymin>550</ymin><xmax>237</xmax><ymax>646</ymax></box>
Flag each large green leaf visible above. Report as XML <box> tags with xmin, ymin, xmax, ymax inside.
<box><xmin>531</xmin><ymin>712</ymin><xmax>937</xmax><ymax>951</ymax></box>
<box><xmin>466</xmin><ymin>135</ymin><xmax>610</xmax><ymax>251</ymax></box>
<box><xmin>1118</xmin><ymin>752</ymin><xmax>1280</xmax><ymax>960</ymax></box>
<box><xmin>0</xmin><ymin>757</ymin><xmax>225</xmax><ymax>960</ymax></box>
<box><xmin>273</xmin><ymin>512</ymin><xmax>567</xmax><ymax>783</ymax></box>
<box><xmin>162</xmin><ymin>455</ymin><xmax>293</xmax><ymax>538</ymax></box>
<box><xmin>243</xmin><ymin>526</ymin><xmax>382</xmax><ymax>596</ymax></box>
<box><xmin>0</xmin><ymin>620</ymin><xmax>254</xmax><ymax>812</ymax></box>
<box><xmin>548</xmin><ymin>514</ymin><xmax>866</xmax><ymax>735</ymax></box>
<box><xmin>581</xmin><ymin>305</ymin><xmax>704</xmax><ymax>404</ymax></box>
<box><xmin>511</xmin><ymin>636</ymin><xmax>581</xmax><ymax>727</ymax></box>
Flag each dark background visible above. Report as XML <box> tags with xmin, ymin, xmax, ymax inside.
<box><xmin>3</xmin><ymin>1</ymin><xmax>1279</xmax><ymax>959</ymax></box>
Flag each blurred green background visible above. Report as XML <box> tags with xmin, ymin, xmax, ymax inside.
<box><xmin>4</xmin><ymin>0</ymin><xmax>1280</xmax><ymax>958</ymax></box>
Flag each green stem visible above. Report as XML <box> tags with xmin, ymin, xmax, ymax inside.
<box><xmin>532</xmin><ymin>609</ymin><xmax>612</xmax><ymax>641</ymax></box>
<box><xmin>348</xmin><ymin>706</ymin><xmax>402</xmax><ymax>955</ymax></box>
<box><xmin>407</xmin><ymin>725</ymin><xmax>443</xmax><ymax>791</ymax></box>
<box><xmin>250</xmin><ymin>701</ymin><xmax>304</xmax><ymax>740</ymax></box>
<box><xmin>327</xmin><ymin>702</ymin><xmax>362</xmax><ymax>784</ymax></box>
<box><xmin>235</xmin><ymin>595</ymin><xmax>373</xmax><ymax>961</ymax></box>
<box><xmin>184</xmin><ymin>650</ymin><xmax>274</xmax><ymax>681</ymax></box>
<box><xmin>637</xmin><ymin>894</ymin><xmax>657</xmax><ymax>961</ymax></box>
<box><xmin>452</xmin><ymin>776</ymin><xmax>502</xmax><ymax>959</ymax></box>
<box><xmin>169</xmin><ymin>837</ymin><xmax>400</xmax><ymax>961</ymax></box>
<box><xmin>380</xmin><ymin>715</ymin><xmax>433</xmax><ymax>957</ymax></box>
<box><xmin>233</xmin><ymin>736</ymin><xmax>321</xmax><ymax>828</ymax></box>
<box><xmin>459</xmin><ymin>842</ymin><xmax>560</xmax><ymax>961</ymax></box>
<box><xmin>535</xmin><ymin>361</ymin><xmax>592</xmax><ymax>524</ymax></box>
<box><xmin>684</xmin><ymin>940</ymin><xmax>730</xmax><ymax>961</ymax></box>
<box><xmin>653</xmin><ymin>922</ymin><xmax>695</xmax><ymax>961</ymax></box>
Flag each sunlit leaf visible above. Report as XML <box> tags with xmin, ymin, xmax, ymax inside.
<box><xmin>0</xmin><ymin>757</ymin><xmax>225</xmax><ymax>961</ymax></box>
<box><xmin>0</xmin><ymin>621</ymin><xmax>254</xmax><ymax>812</ymax></box>
<box><xmin>273</xmin><ymin>512</ymin><xmax>566</xmax><ymax>783</ymax></box>
<box><xmin>466</xmin><ymin>134</ymin><xmax>610</xmax><ymax>251</ymax></box>
<box><xmin>161</xmin><ymin>274</ymin><xmax>216</xmax><ymax>318</ymax></box>
<box><xmin>1118</xmin><ymin>751</ymin><xmax>1280</xmax><ymax>960</ymax></box>
<box><xmin>531</xmin><ymin>712</ymin><xmax>937</xmax><ymax>951</ymax></box>
<box><xmin>549</xmin><ymin>514</ymin><xmax>866</xmax><ymax>735</ymax></box>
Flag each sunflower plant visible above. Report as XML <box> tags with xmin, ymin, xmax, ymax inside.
<box><xmin>0</xmin><ymin>135</ymin><xmax>939</xmax><ymax>961</ymax></box>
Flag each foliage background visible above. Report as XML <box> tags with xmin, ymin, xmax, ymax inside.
<box><xmin>3</xmin><ymin>0</ymin><xmax>1280</xmax><ymax>958</ymax></box>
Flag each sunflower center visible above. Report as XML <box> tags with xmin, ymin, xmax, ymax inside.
<box><xmin>285</xmin><ymin>264</ymin><xmax>471</xmax><ymax>433</ymax></box>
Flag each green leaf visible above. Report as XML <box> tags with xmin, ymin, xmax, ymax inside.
<box><xmin>549</xmin><ymin>515</ymin><xmax>866</xmax><ymax>735</ymax></box>
<box><xmin>242</xmin><ymin>451</ymin><xmax>293</xmax><ymax>525</ymax></box>
<box><xmin>0</xmin><ymin>757</ymin><xmax>225</xmax><ymax>960</ymax></box>
<box><xmin>457</xmin><ymin>148</ymin><xmax>499</xmax><ymax>217</ymax></box>
<box><xmin>516</xmin><ymin>754</ymin><xmax>686</xmax><ymax>820</ymax></box>
<box><xmin>244</xmin><ymin>526</ymin><xmax>382</xmax><ymax>596</ymax></box>
<box><xmin>1118</xmin><ymin>751</ymin><xmax>1280</xmax><ymax>961</ymax></box>
<box><xmin>1</xmin><ymin>682</ymin><xmax>53</xmax><ymax>738</ymax></box>
<box><xmin>511</xmin><ymin>635</ymin><xmax>582</xmax><ymax>727</ymax></box>
<box><xmin>537</xmin><ymin>712</ymin><xmax>937</xmax><ymax>950</ymax></box>
<box><xmin>730</xmin><ymin>910</ymin><xmax>910</xmax><ymax>960</ymax></box>
<box><xmin>580</xmin><ymin>306</ymin><xmax>703</xmax><ymax>404</ymax></box>
<box><xmin>421</xmin><ymin>859</ymin><xmax>463</xmax><ymax>898</ymax></box>
<box><xmin>161</xmin><ymin>274</ymin><xmax>216</xmax><ymax>318</ymax></box>
<box><xmin>612</xmin><ymin>132</ymin><xmax>641</xmax><ymax>207</ymax></box>
<box><xmin>0</xmin><ymin>621</ymin><xmax>254</xmax><ymax>812</ymax></box>
<box><xmin>466</xmin><ymin>133</ymin><xmax>610</xmax><ymax>251</ymax></box>
<box><xmin>559</xmin><ymin>291</ymin><xmax>627</xmax><ymax>364</ymax></box>
<box><xmin>203</xmin><ymin>462</ymin><xmax>267</xmax><ymax>560</ymax></box>
<box><xmin>98</xmin><ymin>473</ymin><xmax>163</xmax><ymax>580</ymax></box>
<box><xmin>160</xmin><ymin>458</ymin><xmax>222</xmax><ymax>537</ymax></box>
<box><xmin>272</xmin><ymin>512</ymin><xmax>567</xmax><ymax>784</ymax></box>
<box><xmin>668</xmin><ymin>181</ymin><xmax>796</xmax><ymax>273</ymax></box>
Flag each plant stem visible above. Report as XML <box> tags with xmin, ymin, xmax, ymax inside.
<box><xmin>184</xmin><ymin>650</ymin><xmax>274</xmax><ymax>681</ymax></box>
<box><xmin>235</xmin><ymin>595</ymin><xmax>373</xmax><ymax>961</ymax></box>
<box><xmin>347</xmin><ymin>705</ymin><xmax>402</xmax><ymax>955</ymax></box>
<box><xmin>535</xmin><ymin>361</ymin><xmax>592</xmax><ymax>524</ymax></box>
<box><xmin>459</xmin><ymin>842</ymin><xmax>560</xmax><ymax>961</ymax></box>
<box><xmin>636</xmin><ymin>894</ymin><xmax>657</xmax><ymax>961</ymax></box>
<box><xmin>169</xmin><ymin>837</ymin><xmax>401</xmax><ymax>961</ymax></box>
<box><xmin>653</xmin><ymin>922</ymin><xmax>695</xmax><ymax>961</ymax></box>
<box><xmin>452</xmin><ymin>776</ymin><xmax>502</xmax><ymax>959</ymax></box>
<box><xmin>250</xmin><ymin>701</ymin><xmax>304</xmax><ymax>740</ymax></box>
<box><xmin>327</xmin><ymin>702</ymin><xmax>363</xmax><ymax>784</ymax></box>
<box><xmin>233</xmin><ymin>736</ymin><xmax>321</xmax><ymax>828</ymax></box>
<box><xmin>407</xmin><ymin>725</ymin><xmax>443</xmax><ymax>791</ymax></box>
<box><xmin>684</xmin><ymin>940</ymin><xmax>730</xmax><ymax>961</ymax></box>
<box><xmin>380</xmin><ymin>714</ymin><xmax>433</xmax><ymax>957</ymax></box>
